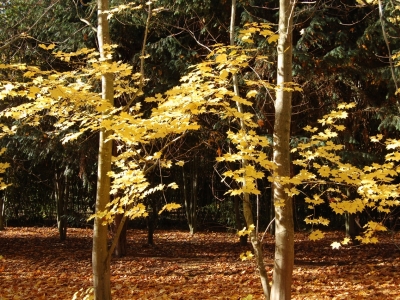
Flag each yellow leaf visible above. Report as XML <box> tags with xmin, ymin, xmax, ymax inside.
<box><xmin>159</xmin><ymin>203</ymin><xmax>181</xmax><ymax>215</ymax></box>
<box><xmin>331</xmin><ymin>241</ymin><xmax>341</xmax><ymax>249</ymax></box>
<box><xmin>267</xmin><ymin>34</ymin><xmax>279</xmax><ymax>44</ymax></box>
<box><xmin>246</xmin><ymin>90</ymin><xmax>258</xmax><ymax>98</ymax></box>
<box><xmin>175</xmin><ymin>160</ymin><xmax>185</xmax><ymax>167</ymax></box>
<box><xmin>341</xmin><ymin>237</ymin><xmax>351</xmax><ymax>245</ymax></box>
<box><xmin>309</xmin><ymin>230</ymin><xmax>325</xmax><ymax>241</ymax></box>
<box><xmin>216</xmin><ymin>54</ymin><xmax>227</xmax><ymax>63</ymax></box>
<box><xmin>219</xmin><ymin>69</ymin><xmax>229</xmax><ymax>80</ymax></box>
<box><xmin>167</xmin><ymin>182</ymin><xmax>179</xmax><ymax>189</ymax></box>
<box><xmin>38</xmin><ymin>43</ymin><xmax>56</xmax><ymax>50</ymax></box>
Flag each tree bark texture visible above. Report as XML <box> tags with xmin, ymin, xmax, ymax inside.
<box><xmin>92</xmin><ymin>0</ymin><xmax>114</xmax><ymax>299</ymax></box>
<box><xmin>271</xmin><ymin>0</ymin><xmax>295</xmax><ymax>299</ymax></box>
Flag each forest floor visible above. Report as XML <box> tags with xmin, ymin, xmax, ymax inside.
<box><xmin>0</xmin><ymin>227</ymin><xmax>399</xmax><ymax>300</ymax></box>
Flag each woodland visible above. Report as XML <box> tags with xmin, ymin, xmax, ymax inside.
<box><xmin>0</xmin><ymin>0</ymin><xmax>400</xmax><ymax>299</ymax></box>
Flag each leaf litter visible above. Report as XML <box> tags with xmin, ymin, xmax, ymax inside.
<box><xmin>0</xmin><ymin>228</ymin><xmax>399</xmax><ymax>299</ymax></box>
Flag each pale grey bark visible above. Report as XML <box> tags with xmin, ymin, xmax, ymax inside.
<box><xmin>92</xmin><ymin>0</ymin><xmax>114</xmax><ymax>299</ymax></box>
<box><xmin>271</xmin><ymin>0</ymin><xmax>295</xmax><ymax>299</ymax></box>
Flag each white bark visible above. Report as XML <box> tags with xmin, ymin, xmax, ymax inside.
<box><xmin>271</xmin><ymin>0</ymin><xmax>295</xmax><ymax>299</ymax></box>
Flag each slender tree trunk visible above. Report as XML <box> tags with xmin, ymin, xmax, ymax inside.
<box><xmin>92</xmin><ymin>0</ymin><xmax>114</xmax><ymax>299</ymax></box>
<box><xmin>55</xmin><ymin>172</ymin><xmax>68</xmax><ymax>241</ymax></box>
<box><xmin>271</xmin><ymin>0</ymin><xmax>295</xmax><ymax>299</ymax></box>
<box><xmin>234</xmin><ymin>195</ymin><xmax>247</xmax><ymax>245</ymax></box>
<box><xmin>147</xmin><ymin>199</ymin><xmax>157</xmax><ymax>245</ymax></box>
<box><xmin>269</xmin><ymin>185</ymin><xmax>275</xmax><ymax>235</ymax></box>
<box><xmin>113</xmin><ymin>213</ymin><xmax>127</xmax><ymax>257</ymax></box>
<box><xmin>0</xmin><ymin>193</ymin><xmax>4</xmax><ymax>230</ymax></box>
<box><xmin>345</xmin><ymin>189</ymin><xmax>360</xmax><ymax>244</ymax></box>
<box><xmin>183</xmin><ymin>158</ymin><xmax>198</xmax><ymax>234</ymax></box>
<box><xmin>230</xmin><ymin>1</ymin><xmax>270</xmax><ymax>298</ymax></box>
<box><xmin>112</xmin><ymin>145</ymin><xmax>127</xmax><ymax>257</ymax></box>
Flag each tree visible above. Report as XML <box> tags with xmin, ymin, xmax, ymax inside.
<box><xmin>91</xmin><ymin>0</ymin><xmax>113</xmax><ymax>298</ymax></box>
<box><xmin>270</xmin><ymin>0</ymin><xmax>295</xmax><ymax>299</ymax></box>
<box><xmin>230</xmin><ymin>0</ymin><xmax>271</xmax><ymax>298</ymax></box>
<box><xmin>0</xmin><ymin>148</ymin><xmax>10</xmax><ymax>230</ymax></box>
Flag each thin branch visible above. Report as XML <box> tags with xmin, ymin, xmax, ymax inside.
<box><xmin>0</xmin><ymin>0</ymin><xmax>62</xmax><ymax>51</ymax></box>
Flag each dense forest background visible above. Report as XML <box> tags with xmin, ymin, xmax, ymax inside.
<box><xmin>1</xmin><ymin>0</ymin><xmax>399</xmax><ymax>234</ymax></box>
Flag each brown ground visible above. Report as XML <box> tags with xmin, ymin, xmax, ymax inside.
<box><xmin>0</xmin><ymin>227</ymin><xmax>399</xmax><ymax>299</ymax></box>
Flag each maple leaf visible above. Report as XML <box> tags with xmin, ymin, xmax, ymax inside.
<box><xmin>331</xmin><ymin>241</ymin><xmax>341</xmax><ymax>249</ymax></box>
<box><xmin>341</xmin><ymin>237</ymin><xmax>351</xmax><ymax>245</ymax></box>
<box><xmin>246</xmin><ymin>90</ymin><xmax>258</xmax><ymax>98</ymax></box>
<box><xmin>309</xmin><ymin>230</ymin><xmax>325</xmax><ymax>241</ymax></box>
<box><xmin>267</xmin><ymin>34</ymin><xmax>279</xmax><ymax>44</ymax></box>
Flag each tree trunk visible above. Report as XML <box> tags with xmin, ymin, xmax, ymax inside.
<box><xmin>113</xmin><ymin>213</ymin><xmax>127</xmax><ymax>257</ymax></box>
<box><xmin>345</xmin><ymin>188</ymin><xmax>360</xmax><ymax>244</ymax></box>
<box><xmin>147</xmin><ymin>200</ymin><xmax>157</xmax><ymax>245</ymax></box>
<box><xmin>92</xmin><ymin>0</ymin><xmax>114</xmax><ymax>299</ymax></box>
<box><xmin>270</xmin><ymin>0</ymin><xmax>295</xmax><ymax>299</ymax></box>
<box><xmin>0</xmin><ymin>193</ymin><xmax>4</xmax><ymax>230</ymax></box>
<box><xmin>112</xmin><ymin>143</ymin><xmax>127</xmax><ymax>257</ymax></box>
<box><xmin>345</xmin><ymin>213</ymin><xmax>358</xmax><ymax>241</ymax></box>
<box><xmin>234</xmin><ymin>195</ymin><xmax>247</xmax><ymax>245</ymax></box>
<box><xmin>55</xmin><ymin>172</ymin><xmax>68</xmax><ymax>241</ymax></box>
<box><xmin>183</xmin><ymin>157</ymin><xmax>198</xmax><ymax>235</ymax></box>
<box><xmin>230</xmin><ymin>1</ymin><xmax>270</xmax><ymax>298</ymax></box>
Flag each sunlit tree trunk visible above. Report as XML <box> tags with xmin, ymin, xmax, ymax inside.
<box><xmin>271</xmin><ymin>0</ymin><xmax>295</xmax><ymax>299</ymax></box>
<box><xmin>92</xmin><ymin>0</ymin><xmax>114</xmax><ymax>299</ymax></box>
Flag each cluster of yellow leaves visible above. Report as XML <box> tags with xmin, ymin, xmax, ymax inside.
<box><xmin>240</xmin><ymin>251</ymin><xmax>254</xmax><ymax>261</ymax></box>
<box><xmin>239</xmin><ymin>23</ymin><xmax>278</xmax><ymax>45</ymax></box>
<box><xmin>0</xmin><ymin>27</ymin><xmax>281</xmax><ymax>223</ymax></box>
<box><xmin>237</xmin><ymin>224</ymin><xmax>255</xmax><ymax>237</ymax></box>
<box><xmin>356</xmin><ymin>221</ymin><xmax>387</xmax><ymax>244</ymax></box>
<box><xmin>0</xmin><ymin>44</ymin><xmax>195</xmax><ymax>223</ymax></box>
<box><xmin>0</xmin><ymin>147</ymin><xmax>10</xmax><ymax>191</ymax></box>
<box><xmin>356</xmin><ymin>0</ymin><xmax>378</xmax><ymax>5</ymax></box>
<box><xmin>292</xmin><ymin>102</ymin><xmax>400</xmax><ymax>244</ymax></box>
